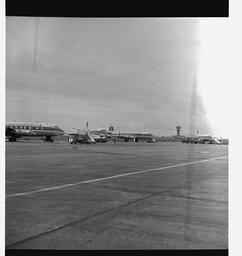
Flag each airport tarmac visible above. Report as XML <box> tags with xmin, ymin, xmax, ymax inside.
<box><xmin>5</xmin><ymin>141</ymin><xmax>228</xmax><ymax>249</ymax></box>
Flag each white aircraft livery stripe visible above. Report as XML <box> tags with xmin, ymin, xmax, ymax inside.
<box><xmin>6</xmin><ymin>156</ymin><xmax>227</xmax><ymax>199</ymax></box>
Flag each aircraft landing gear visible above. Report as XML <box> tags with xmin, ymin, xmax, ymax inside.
<box><xmin>8</xmin><ymin>136</ymin><xmax>17</xmax><ymax>142</ymax></box>
<box><xmin>44</xmin><ymin>136</ymin><xmax>54</xmax><ymax>142</ymax></box>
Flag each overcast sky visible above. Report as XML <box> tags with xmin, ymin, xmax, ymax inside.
<box><xmin>6</xmin><ymin>17</ymin><xmax>213</xmax><ymax>136</ymax></box>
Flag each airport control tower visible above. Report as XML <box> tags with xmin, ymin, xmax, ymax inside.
<box><xmin>176</xmin><ymin>125</ymin><xmax>181</xmax><ymax>137</ymax></box>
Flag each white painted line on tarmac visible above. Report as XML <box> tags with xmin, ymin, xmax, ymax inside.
<box><xmin>6</xmin><ymin>156</ymin><xmax>228</xmax><ymax>199</ymax></box>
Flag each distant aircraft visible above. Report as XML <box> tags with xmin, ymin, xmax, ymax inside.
<box><xmin>6</xmin><ymin>121</ymin><xmax>65</xmax><ymax>142</ymax></box>
<box><xmin>68</xmin><ymin>123</ymin><xmax>156</xmax><ymax>144</ymax></box>
<box><xmin>182</xmin><ymin>135</ymin><xmax>222</xmax><ymax>144</ymax></box>
<box><xmin>107</xmin><ymin>125</ymin><xmax>156</xmax><ymax>143</ymax></box>
<box><xmin>110</xmin><ymin>132</ymin><xmax>156</xmax><ymax>143</ymax></box>
<box><xmin>197</xmin><ymin>135</ymin><xmax>222</xmax><ymax>144</ymax></box>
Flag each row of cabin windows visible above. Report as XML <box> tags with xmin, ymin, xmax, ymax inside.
<box><xmin>10</xmin><ymin>126</ymin><xmax>44</xmax><ymax>130</ymax></box>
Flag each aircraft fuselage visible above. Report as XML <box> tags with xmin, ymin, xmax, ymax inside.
<box><xmin>112</xmin><ymin>132</ymin><xmax>155</xmax><ymax>142</ymax></box>
<box><xmin>6</xmin><ymin>122</ymin><xmax>65</xmax><ymax>142</ymax></box>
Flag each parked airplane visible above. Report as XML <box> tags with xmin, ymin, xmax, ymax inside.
<box><xmin>182</xmin><ymin>135</ymin><xmax>222</xmax><ymax>144</ymax></box>
<box><xmin>110</xmin><ymin>132</ymin><xmax>156</xmax><ymax>143</ymax></box>
<box><xmin>107</xmin><ymin>125</ymin><xmax>156</xmax><ymax>143</ymax></box>
<box><xmin>6</xmin><ymin>121</ymin><xmax>65</xmax><ymax>142</ymax></box>
<box><xmin>68</xmin><ymin>123</ymin><xmax>156</xmax><ymax>144</ymax></box>
<box><xmin>197</xmin><ymin>135</ymin><xmax>222</xmax><ymax>144</ymax></box>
